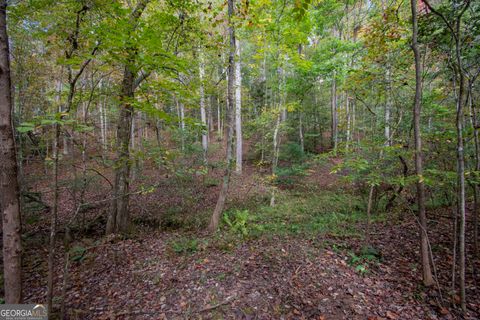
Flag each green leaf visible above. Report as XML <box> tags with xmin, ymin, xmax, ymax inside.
<box><xmin>17</xmin><ymin>122</ymin><xmax>35</xmax><ymax>133</ymax></box>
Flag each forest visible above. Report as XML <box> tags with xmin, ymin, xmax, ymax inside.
<box><xmin>0</xmin><ymin>0</ymin><xmax>479</xmax><ymax>318</ymax></box>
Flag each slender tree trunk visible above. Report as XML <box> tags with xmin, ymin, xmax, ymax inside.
<box><xmin>138</xmin><ymin>112</ymin><xmax>144</xmax><ymax>147</ymax></box>
<box><xmin>100</xmin><ymin>80</ymin><xmax>108</xmax><ymax>158</ymax></box>
<box><xmin>421</xmin><ymin>2</ymin><xmax>471</xmax><ymax>308</ymax></box>
<box><xmin>271</xmin><ymin>65</ymin><xmax>286</xmax><ymax>178</ymax></box>
<box><xmin>47</xmin><ymin>122</ymin><xmax>59</xmax><ymax>316</ymax></box>
<box><xmin>331</xmin><ymin>72</ymin><xmax>338</xmax><ymax>153</ymax></box>
<box><xmin>365</xmin><ymin>184</ymin><xmax>374</xmax><ymax>246</ymax></box>
<box><xmin>299</xmin><ymin>112</ymin><xmax>304</xmax><ymax>153</ymax></box>
<box><xmin>272</xmin><ymin>112</ymin><xmax>281</xmax><ymax>172</ymax></box>
<box><xmin>100</xmin><ymin>87</ymin><xmax>106</xmax><ymax>151</ymax></box>
<box><xmin>217</xmin><ymin>96</ymin><xmax>222</xmax><ymax>138</ymax></box>
<box><xmin>280</xmin><ymin>68</ymin><xmax>287</xmax><ymax>122</ymax></box>
<box><xmin>179</xmin><ymin>101</ymin><xmax>185</xmax><ymax>148</ymax></box>
<box><xmin>80</xmin><ymin>101</ymin><xmax>88</xmax><ymax>229</ymax></box>
<box><xmin>262</xmin><ymin>48</ymin><xmax>267</xmax><ymax>110</ymax></box>
<box><xmin>199</xmin><ymin>52</ymin><xmax>208</xmax><ymax>162</ymax></box>
<box><xmin>0</xmin><ymin>0</ymin><xmax>22</xmax><ymax>303</ymax></box>
<box><xmin>449</xmin><ymin>11</ymin><xmax>469</xmax><ymax>312</ymax></box>
<box><xmin>350</xmin><ymin>99</ymin><xmax>358</xmax><ymax>148</ymax></box>
<box><xmin>410</xmin><ymin>0</ymin><xmax>434</xmax><ymax>287</ymax></box>
<box><xmin>456</xmin><ymin>53</ymin><xmax>467</xmax><ymax>314</ymax></box>
<box><xmin>345</xmin><ymin>94</ymin><xmax>351</xmax><ymax>152</ymax></box>
<box><xmin>209</xmin><ymin>0</ymin><xmax>236</xmax><ymax>232</ymax></box>
<box><xmin>103</xmin><ymin>83</ymin><xmax>109</xmax><ymax>155</ymax></box>
<box><xmin>235</xmin><ymin>38</ymin><xmax>242</xmax><ymax>173</ymax></box>
<box><xmin>469</xmin><ymin>82</ymin><xmax>479</xmax><ymax>257</ymax></box>
<box><xmin>208</xmin><ymin>95</ymin><xmax>214</xmax><ymax>135</ymax></box>
<box><xmin>270</xmin><ymin>112</ymin><xmax>282</xmax><ymax>207</ymax></box>
<box><xmin>451</xmin><ymin>205</ymin><xmax>458</xmax><ymax>292</ymax></box>
<box><xmin>385</xmin><ymin>66</ymin><xmax>392</xmax><ymax>146</ymax></box>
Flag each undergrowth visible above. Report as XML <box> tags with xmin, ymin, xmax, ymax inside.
<box><xmin>222</xmin><ymin>190</ymin><xmax>385</xmax><ymax>239</ymax></box>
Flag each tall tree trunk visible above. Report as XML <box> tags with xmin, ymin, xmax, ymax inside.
<box><xmin>0</xmin><ymin>0</ymin><xmax>22</xmax><ymax>303</ymax></box>
<box><xmin>179</xmin><ymin>100</ymin><xmax>185</xmax><ymax>149</ymax></box>
<box><xmin>469</xmin><ymin>81</ymin><xmax>479</xmax><ymax>258</ymax></box>
<box><xmin>106</xmin><ymin>0</ymin><xmax>149</xmax><ymax>234</ymax></box>
<box><xmin>272</xmin><ymin>113</ymin><xmax>281</xmax><ymax>174</ymax></box>
<box><xmin>47</xmin><ymin>121</ymin><xmax>60</xmax><ymax>316</ymax></box>
<box><xmin>352</xmin><ymin>98</ymin><xmax>357</xmax><ymax>147</ymax></box>
<box><xmin>199</xmin><ymin>51</ymin><xmax>208</xmax><ymax>161</ymax></box>
<box><xmin>270</xmin><ymin>64</ymin><xmax>287</xmax><ymax>206</ymax></box>
<box><xmin>331</xmin><ymin>71</ymin><xmax>338</xmax><ymax>153</ymax></box>
<box><xmin>450</xmin><ymin>7</ymin><xmax>469</xmax><ymax>312</ymax></box>
<box><xmin>455</xmin><ymin>48</ymin><xmax>467</xmax><ymax>315</ymax></box>
<box><xmin>270</xmin><ymin>112</ymin><xmax>282</xmax><ymax>207</ymax></box>
<box><xmin>299</xmin><ymin>112</ymin><xmax>304</xmax><ymax>153</ymax></box>
<box><xmin>217</xmin><ymin>96</ymin><xmax>222</xmax><ymax>138</ymax></box>
<box><xmin>365</xmin><ymin>184</ymin><xmax>374</xmax><ymax>246</ymax></box>
<box><xmin>209</xmin><ymin>0</ymin><xmax>236</xmax><ymax>232</ymax></box>
<box><xmin>410</xmin><ymin>0</ymin><xmax>434</xmax><ymax>287</ymax></box>
<box><xmin>208</xmin><ymin>95</ymin><xmax>214</xmax><ymax>135</ymax></box>
<box><xmin>99</xmin><ymin>80</ymin><xmax>108</xmax><ymax>158</ymax></box>
<box><xmin>235</xmin><ymin>38</ymin><xmax>242</xmax><ymax>173</ymax></box>
<box><xmin>345</xmin><ymin>93</ymin><xmax>351</xmax><ymax>152</ymax></box>
<box><xmin>262</xmin><ymin>48</ymin><xmax>267</xmax><ymax>110</ymax></box>
<box><xmin>385</xmin><ymin>66</ymin><xmax>392</xmax><ymax>146</ymax></box>
<box><xmin>107</xmin><ymin>64</ymin><xmax>135</xmax><ymax>234</ymax></box>
<box><xmin>280</xmin><ymin>67</ymin><xmax>287</xmax><ymax>122</ymax></box>
<box><xmin>421</xmin><ymin>1</ymin><xmax>471</xmax><ymax>309</ymax></box>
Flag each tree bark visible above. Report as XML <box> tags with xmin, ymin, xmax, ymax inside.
<box><xmin>331</xmin><ymin>71</ymin><xmax>338</xmax><ymax>153</ymax></box>
<box><xmin>469</xmin><ymin>82</ymin><xmax>479</xmax><ymax>258</ymax></box>
<box><xmin>235</xmin><ymin>38</ymin><xmax>242</xmax><ymax>173</ymax></box>
<box><xmin>209</xmin><ymin>0</ymin><xmax>235</xmax><ymax>232</ymax></box>
<box><xmin>385</xmin><ymin>67</ymin><xmax>392</xmax><ymax>146</ymax></box>
<box><xmin>455</xmin><ymin>45</ymin><xmax>467</xmax><ymax>315</ymax></box>
<box><xmin>0</xmin><ymin>0</ymin><xmax>22</xmax><ymax>303</ymax></box>
<box><xmin>299</xmin><ymin>112</ymin><xmax>304</xmax><ymax>153</ymax></box>
<box><xmin>107</xmin><ymin>64</ymin><xmax>135</xmax><ymax>234</ymax></box>
<box><xmin>106</xmin><ymin>0</ymin><xmax>150</xmax><ymax>234</ymax></box>
<box><xmin>365</xmin><ymin>184</ymin><xmax>374</xmax><ymax>246</ymax></box>
<box><xmin>410</xmin><ymin>0</ymin><xmax>434</xmax><ymax>287</ymax></box>
<box><xmin>345</xmin><ymin>93</ymin><xmax>351</xmax><ymax>152</ymax></box>
<box><xmin>217</xmin><ymin>96</ymin><xmax>222</xmax><ymax>138</ymax></box>
<box><xmin>46</xmin><ymin>122</ymin><xmax>59</xmax><ymax>316</ymax></box>
<box><xmin>99</xmin><ymin>80</ymin><xmax>108</xmax><ymax>157</ymax></box>
<box><xmin>199</xmin><ymin>51</ymin><xmax>208</xmax><ymax>161</ymax></box>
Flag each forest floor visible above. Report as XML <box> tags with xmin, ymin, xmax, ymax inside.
<box><xmin>15</xmin><ymin>140</ymin><xmax>480</xmax><ymax>319</ymax></box>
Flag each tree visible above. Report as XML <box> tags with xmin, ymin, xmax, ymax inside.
<box><xmin>209</xmin><ymin>0</ymin><xmax>236</xmax><ymax>232</ymax></box>
<box><xmin>235</xmin><ymin>38</ymin><xmax>242</xmax><ymax>173</ymax></box>
<box><xmin>422</xmin><ymin>0</ymin><xmax>471</xmax><ymax>311</ymax></box>
<box><xmin>0</xmin><ymin>0</ymin><xmax>22</xmax><ymax>303</ymax></box>
<box><xmin>199</xmin><ymin>51</ymin><xmax>208</xmax><ymax>162</ymax></box>
<box><xmin>107</xmin><ymin>0</ymin><xmax>151</xmax><ymax>234</ymax></box>
<box><xmin>410</xmin><ymin>0</ymin><xmax>434</xmax><ymax>287</ymax></box>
